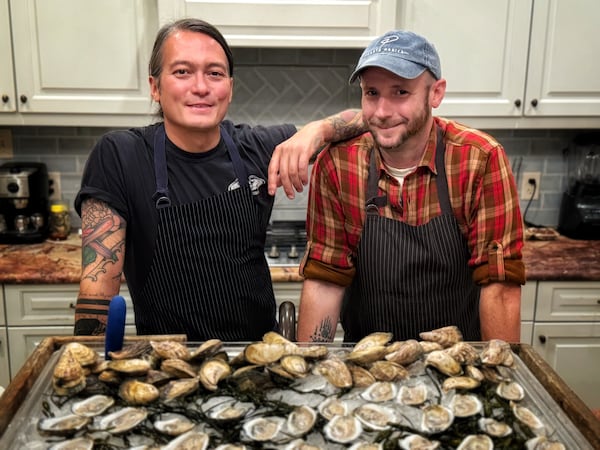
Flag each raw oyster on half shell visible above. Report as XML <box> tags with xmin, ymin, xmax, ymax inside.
<box><xmin>71</xmin><ymin>394</ymin><xmax>115</xmax><ymax>417</ymax></box>
<box><xmin>38</xmin><ymin>414</ymin><xmax>91</xmax><ymax>436</ymax></box>
<box><xmin>323</xmin><ymin>414</ymin><xmax>363</xmax><ymax>444</ymax></box>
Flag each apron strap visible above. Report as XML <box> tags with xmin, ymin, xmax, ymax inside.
<box><xmin>152</xmin><ymin>124</ymin><xmax>171</xmax><ymax>209</ymax></box>
<box><xmin>221</xmin><ymin>124</ymin><xmax>249</xmax><ymax>184</ymax></box>
<box><xmin>434</xmin><ymin>127</ymin><xmax>453</xmax><ymax>216</ymax></box>
<box><xmin>366</xmin><ymin>150</ymin><xmax>387</xmax><ymax>215</ymax></box>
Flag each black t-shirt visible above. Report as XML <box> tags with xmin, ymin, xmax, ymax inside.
<box><xmin>75</xmin><ymin>120</ymin><xmax>296</xmax><ymax>296</ymax></box>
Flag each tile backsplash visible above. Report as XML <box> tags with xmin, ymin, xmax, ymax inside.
<box><xmin>0</xmin><ymin>48</ymin><xmax>594</xmax><ymax>229</ymax></box>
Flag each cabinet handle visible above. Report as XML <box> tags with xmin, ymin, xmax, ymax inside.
<box><xmin>538</xmin><ymin>335</ymin><xmax>546</xmax><ymax>344</ymax></box>
<box><xmin>531</xmin><ymin>99</ymin><xmax>538</xmax><ymax>107</ymax></box>
<box><xmin>20</xmin><ymin>94</ymin><xmax>28</xmax><ymax>103</ymax></box>
<box><xmin>69</xmin><ymin>302</ymin><xmax>76</xmax><ymax>309</ymax></box>
<box><xmin>1</xmin><ymin>95</ymin><xmax>8</xmax><ymax>103</ymax></box>
<box><xmin>514</xmin><ymin>99</ymin><xmax>521</xmax><ymax>107</ymax></box>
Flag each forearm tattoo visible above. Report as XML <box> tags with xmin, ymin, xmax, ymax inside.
<box><xmin>310</xmin><ymin>317</ymin><xmax>336</xmax><ymax>342</ymax></box>
<box><xmin>74</xmin><ymin>298</ymin><xmax>110</xmax><ymax>335</ymax></box>
<box><xmin>81</xmin><ymin>198</ymin><xmax>125</xmax><ymax>282</ymax></box>
<box><xmin>328</xmin><ymin>110</ymin><xmax>367</xmax><ymax>142</ymax></box>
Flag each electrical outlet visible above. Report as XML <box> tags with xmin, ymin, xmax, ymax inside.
<box><xmin>520</xmin><ymin>171</ymin><xmax>541</xmax><ymax>200</ymax></box>
<box><xmin>48</xmin><ymin>171</ymin><xmax>62</xmax><ymax>201</ymax></box>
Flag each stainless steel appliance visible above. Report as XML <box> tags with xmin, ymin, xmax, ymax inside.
<box><xmin>264</xmin><ymin>220</ymin><xmax>306</xmax><ymax>267</ymax></box>
<box><xmin>558</xmin><ymin>133</ymin><xmax>600</xmax><ymax>240</ymax></box>
<box><xmin>0</xmin><ymin>162</ymin><xmax>50</xmax><ymax>244</ymax></box>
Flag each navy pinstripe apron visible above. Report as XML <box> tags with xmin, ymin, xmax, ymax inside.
<box><xmin>134</xmin><ymin>124</ymin><xmax>277</xmax><ymax>341</ymax></box>
<box><xmin>341</xmin><ymin>129</ymin><xmax>481</xmax><ymax>342</ymax></box>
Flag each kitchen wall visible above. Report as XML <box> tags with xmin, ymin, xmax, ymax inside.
<box><xmin>0</xmin><ymin>48</ymin><xmax>591</xmax><ymax>229</ymax></box>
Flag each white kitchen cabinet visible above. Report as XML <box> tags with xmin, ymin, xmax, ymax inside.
<box><xmin>521</xmin><ymin>281</ymin><xmax>537</xmax><ymax>345</ymax></box>
<box><xmin>0</xmin><ymin>287</ymin><xmax>8</xmax><ymax>388</ymax></box>
<box><xmin>531</xmin><ymin>281</ymin><xmax>600</xmax><ymax>410</ymax></box>
<box><xmin>398</xmin><ymin>0</ymin><xmax>600</xmax><ymax>121</ymax></box>
<box><xmin>158</xmin><ymin>0</ymin><xmax>398</xmax><ymax>48</ymax></box>
<box><xmin>4</xmin><ymin>283</ymin><xmax>135</xmax><ymax>380</ymax></box>
<box><xmin>1</xmin><ymin>0</ymin><xmax>158</xmax><ymax>125</ymax></box>
<box><xmin>0</xmin><ymin>0</ymin><xmax>16</xmax><ymax>113</ymax></box>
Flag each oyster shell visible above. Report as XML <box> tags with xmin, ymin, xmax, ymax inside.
<box><xmin>314</xmin><ymin>357</ymin><xmax>352</xmax><ymax>388</ymax></box>
<box><xmin>449</xmin><ymin>394</ymin><xmax>483</xmax><ymax>418</ymax></box>
<box><xmin>94</xmin><ymin>406</ymin><xmax>148</xmax><ymax>434</ymax></box>
<box><xmin>480</xmin><ymin>339</ymin><xmax>514</xmax><ymax>367</ymax></box>
<box><xmin>398</xmin><ymin>382</ymin><xmax>428</xmax><ymax>406</ymax></box>
<box><xmin>153</xmin><ymin>413</ymin><xmax>195</xmax><ymax>436</ymax></box>
<box><xmin>244</xmin><ymin>342</ymin><xmax>285</xmax><ymax>365</ymax></box>
<box><xmin>496</xmin><ymin>380</ymin><xmax>525</xmax><ymax>401</ymax></box>
<box><xmin>162</xmin><ymin>430</ymin><xmax>209</xmax><ymax>449</ymax></box>
<box><xmin>349</xmin><ymin>443</ymin><xmax>383</xmax><ymax>450</ymax></box>
<box><xmin>160</xmin><ymin>377</ymin><xmax>200</xmax><ymax>402</ymax></box>
<box><xmin>161</xmin><ymin>358</ymin><xmax>198</xmax><ymax>378</ymax></box>
<box><xmin>456</xmin><ymin>434</ymin><xmax>493</xmax><ymax>450</ymax></box>
<box><xmin>63</xmin><ymin>342</ymin><xmax>98</xmax><ymax>367</ymax></box>
<box><xmin>71</xmin><ymin>394</ymin><xmax>115</xmax><ymax>417</ymax></box>
<box><xmin>512</xmin><ymin>403</ymin><xmax>545</xmax><ymax>433</ymax></box>
<box><xmin>478</xmin><ymin>417</ymin><xmax>512</xmax><ymax>437</ymax></box>
<box><xmin>464</xmin><ymin>365</ymin><xmax>485</xmax><ymax>382</ymax></box>
<box><xmin>352</xmin><ymin>331</ymin><xmax>393</xmax><ymax>352</ymax></box>
<box><xmin>205</xmin><ymin>398</ymin><xmax>254</xmax><ymax>422</ymax></box>
<box><xmin>424</xmin><ymin>350</ymin><xmax>462</xmax><ymax>376</ymax></box>
<box><xmin>525</xmin><ymin>436</ymin><xmax>566</xmax><ymax>450</ymax></box>
<box><xmin>419</xmin><ymin>341</ymin><xmax>443</xmax><ymax>353</ymax></box>
<box><xmin>444</xmin><ymin>342</ymin><xmax>479</xmax><ymax>365</ymax></box>
<box><xmin>280</xmin><ymin>355</ymin><xmax>310</xmax><ymax>378</ymax></box>
<box><xmin>353</xmin><ymin>403</ymin><xmax>396</xmax><ymax>430</ymax></box>
<box><xmin>119</xmin><ymin>379</ymin><xmax>160</xmax><ymax>405</ymax></box>
<box><xmin>360</xmin><ymin>381</ymin><xmax>397</xmax><ymax>402</ymax></box>
<box><xmin>53</xmin><ymin>348</ymin><xmax>84</xmax><ymax>382</ymax></box>
<box><xmin>398</xmin><ymin>434</ymin><xmax>440</xmax><ymax>450</ymax></box>
<box><xmin>323</xmin><ymin>414</ymin><xmax>362</xmax><ymax>444</ymax></box>
<box><xmin>346</xmin><ymin>345</ymin><xmax>388</xmax><ymax>365</ymax></box>
<box><xmin>242</xmin><ymin>416</ymin><xmax>285</xmax><ymax>442</ymax></box>
<box><xmin>198</xmin><ymin>358</ymin><xmax>232</xmax><ymax>391</ymax></box>
<box><xmin>294</xmin><ymin>345</ymin><xmax>328</xmax><ymax>360</ymax></box>
<box><xmin>369</xmin><ymin>360</ymin><xmax>408</xmax><ymax>382</ymax></box>
<box><xmin>189</xmin><ymin>338</ymin><xmax>223</xmax><ymax>360</ymax></box>
<box><xmin>150</xmin><ymin>340</ymin><xmax>191</xmax><ymax>361</ymax></box>
<box><xmin>38</xmin><ymin>414</ymin><xmax>90</xmax><ymax>436</ymax></box>
<box><xmin>214</xmin><ymin>445</ymin><xmax>248</xmax><ymax>450</ymax></box>
<box><xmin>421</xmin><ymin>404</ymin><xmax>454</xmax><ymax>434</ymax></box>
<box><xmin>48</xmin><ymin>437</ymin><xmax>94</xmax><ymax>450</ymax></box>
<box><xmin>349</xmin><ymin>364</ymin><xmax>377</xmax><ymax>387</ymax></box>
<box><xmin>286</xmin><ymin>405</ymin><xmax>317</xmax><ymax>436</ymax></box>
<box><xmin>385</xmin><ymin>339</ymin><xmax>423</xmax><ymax>365</ymax></box>
<box><xmin>107</xmin><ymin>358</ymin><xmax>152</xmax><ymax>376</ymax></box>
<box><xmin>108</xmin><ymin>340</ymin><xmax>152</xmax><ymax>359</ymax></box>
<box><xmin>419</xmin><ymin>325</ymin><xmax>463</xmax><ymax>347</ymax></box>
<box><xmin>318</xmin><ymin>397</ymin><xmax>349</xmax><ymax>420</ymax></box>
<box><xmin>442</xmin><ymin>376</ymin><xmax>480</xmax><ymax>392</ymax></box>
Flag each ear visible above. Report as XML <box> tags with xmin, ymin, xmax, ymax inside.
<box><xmin>149</xmin><ymin>76</ymin><xmax>160</xmax><ymax>102</ymax></box>
<box><xmin>429</xmin><ymin>78</ymin><xmax>446</xmax><ymax>109</ymax></box>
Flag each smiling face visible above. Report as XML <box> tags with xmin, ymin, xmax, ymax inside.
<box><xmin>149</xmin><ymin>30</ymin><xmax>233</xmax><ymax>152</ymax></box>
<box><xmin>359</xmin><ymin>67</ymin><xmax>445</xmax><ymax>155</ymax></box>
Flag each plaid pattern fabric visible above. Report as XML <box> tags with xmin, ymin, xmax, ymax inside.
<box><xmin>302</xmin><ymin>117</ymin><xmax>525</xmax><ymax>285</ymax></box>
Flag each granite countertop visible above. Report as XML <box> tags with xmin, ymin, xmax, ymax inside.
<box><xmin>1</xmin><ymin>233</ymin><xmax>599</xmax><ymax>284</ymax></box>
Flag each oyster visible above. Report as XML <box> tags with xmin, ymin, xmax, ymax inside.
<box><xmin>369</xmin><ymin>360</ymin><xmax>408</xmax><ymax>382</ymax></box>
<box><xmin>154</xmin><ymin>413</ymin><xmax>196</xmax><ymax>436</ymax></box>
<box><xmin>244</xmin><ymin>342</ymin><xmax>285</xmax><ymax>365</ymax></box>
<box><xmin>449</xmin><ymin>394</ymin><xmax>483</xmax><ymax>418</ymax></box>
<box><xmin>456</xmin><ymin>434</ymin><xmax>493</xmax><ymax>450</ymax></box>
<box><xmin>525</xmin><ymin>436</ymin><xmax>566</xmax><ymax>450</ymax></box>
<box><xmin>424</xmin><ymin>350</ymin><xmax>462</xmax><ymax>376</ymax></box>
<box><xmin>444</xmin><ymin>342</ymin><xmax>479</xmax><ymax>365</ymax></box>
<box><xmin>421</xmin><ymin>404</ymin><xmax>454</xmax><ymax>434</ymax></box>
<box><xmin>214</xmin><ymin>445</ymin><xmax>247</xmax><ymax>450</ymax></box>
<box><xmin>63</xmin><ymin>342</ymin><xmax>98</xmax><ymax>366</ymax></box>
<box><xmin>512</xmin><ymin>403</ymin><xmax>545</xmax><ymax>433</ymax></box>
<box><xmin>284</xmin><ymin>439</ymin><xmax>322</xmax><ymax>450</ymax></box>
<box><xmin>385</xmin><ymin>339</ymin><xmax>423</xmax><ymax>365</ymax></box>
<box><xmin>108</xmin><ymin>340</ymin><xmax>152</xmax><ymax>359</ymax></box>
<box><xmin>314</xmin><ymin>357</ymin><xmax>352</xmax><ymax>388</ymax></box>
<box><xmin>145</xmin><ymin>368</ymin><xmax>174</xmax><ymax>385</ymax></box>
<box><xmin>480</xmin><ymin>339</ymin><xmax>514</xmax><ymax>367</ymax></box>
<box><xmin>38</xmin><ymin>414</ymin><xmax>90</xmax><ymax>436</ymax></box>
<box><xmin>346</xmin><ymin>345</ymin><xmax>388</xmax><ymax>365</ymax></box>
<box><xmin>242</xmin><ymin>416</ymin><xmax>285</xmax><ymax>442</ymax></box>
<box><xmin>349</xmin><ymin>364</ymin><xmax>377</xmax><ymax>387</ymax></box>
<box><xmin>189</xmin><ymin>338</ymin><xmax>223</xmax><ymax>360</ymax></box>
<box><xmin>150</xmin><ymin>340</ymin><xmax>191</xmax><ymax>361</ymax></box>
<box><xmin>353</xmin><ymin>403</ymin><xmax>396</xmax><ymax>430</ymax></box>
<box><xmin>352</xmin><ymin>331</ymin><xmax>393</xmax><ymax>352</ymax></box>
<box><xmin>280</xmin><ymin>355</ymin><xmax>310</xmax><ymax>378</ymax></box>
<box><xmin>161</xmin><ymin>358</ymin><xmax>198</xmax><ymax>378</ymax></box>
<box><xmin>349</xmin><ymin>443</ymin><xmax>383</xmax><ymax>450</ymax></box>
<box><xmin>295</xmin><ymin>344</ymin><xmax>329</xmax><ymax>360</ymax></box>
<box><xmin>318</xmin><ymin>397</ymin><xmax>349</xmax><ymax>420</ymax></box>
<box><xmin>108</xmin><ymin>358</ymin><xmax>152</xmax><ymax>376</ymax></box>
<box><xmin>205</xmin><ymin>398</ymin><xmax>254</xmax><ymax>422</ymax></box>
<box><xmin>478</xmin><ymin>417</ymin><xmax>512</xmax><ymax>437</ymax></box>
<box><xmin>53</xmin><ymin>348</ymin><xmax>84</xmax><ymax>383</ymax></box>
<box><xmin>360</xmin><ymin>381</ymin><xmax>397</xmax><ymax>402</ymax></box>
<box><xmin>52</xmin><ymin>374</ymin><xmax>86</xmax><ymax>397</ymax></box>
<box><xmin>442</xmin><ymin>376</ymin><xmax>481</xmax><ymax>392</ymax></box>
<box><xmin>398</xmin><ymin>434</ymin><xmax>440</xmax><ymax>450</ymax></box>
<box><xmin>97</xmin><ymin>369</ymin><xmax>121</xmax><ymax>385</ymax></box>
<box><xmin>94</xmin><ymin>406</ymin><xmax>148</xmax><ymax>434</ymax></box>
<box><xmin>398</xmin><ymin>382</ymin><xmax>428</xmax><ymax>406</ymax></box>
<box><xmin>198</xmin><ymin>358</ymin><xmax>232</xmax><ymax>391</ymax></box>
<box><xmin>419</xmin><ymin>341</ymin><xmax>443</xmax><ymax>353</ymax></box>
<box><xmin>323</xmin><ymin>414</ymin><xmax>363</xmax><ymax>444</ymax></box>
<box><xmin>119</xmin><ymin>379</ymin><xmax>160</xmax><ymax>405</ymax></box>
<box><xmin>48</xmin><ymin>437</ymin><xmax>94</xmax><ymax>450</ymax></box>
<box><xmin>496</xmin><ymin>380</ymin><xmax>525</xmax><ymax>401</ymax></box>
<box><xmin>162</xmin><ymin>430</ymin><xmax>210</xmax><ymax>450</ymax></box>
<box><xmin>286</xmin><ymin>405</ymin><xmax>317</xmax><ymax>436</ymax></box>
<box><xmin>160</xmin><ymin>377</ymin><xmax>200</xmax><ymax>402</ymax></box>
<box><xmin>464</xmin><ymin>365</ymin><xmax>485</xmax><ymax>382</ymax></box>
<box><xmin>419</xmin><ymin>325</ymin><xmax>463</xmax><ymax>347</ymax></box>
<box><xmin>71</xmin><ymin>394</ymin><xmax>115</xmax><ymax>417</ymax></box>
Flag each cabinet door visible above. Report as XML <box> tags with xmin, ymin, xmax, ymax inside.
<box><xmin>525</xmin><ymin>0</ymin><xmax>600</xmax><ymax>116</ymax></box>
<box><xmin>9</xmin><ymin>0</ymin><xmax>157</xmax><ymax>114</ymax></box>
<box><xmin>0</xmin><ymin>328</ymin><xmax>9</xmax><ymax>388</ymax></box>
<box><xmin>4</xmin><ymin>284</ymin><xmax>135</xmax><ymax>326</ymax></box>
<box><xmin>535</xmin><ymin>281</ymin><xmax>600</xmax><ymax>322</ymax></box>
<box><xmin>397</xmin><ymin>0</ymin><xmax>531</xmax><ymax>117</ymax></box>
<box><xmin>0</xmin><ymin>0</ymin><xmax>16</xmax><ymax>112</ymax></box>
<box><xmin>158</xmin><ymin>0</ymin><xmax>398</xmax><ymax>48</ymax></box>
<box><xmin>532</xmin><ymin>322</ymin><xmax>600</xmax><ymax>410</ymax></box>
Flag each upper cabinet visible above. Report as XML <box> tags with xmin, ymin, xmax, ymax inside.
<box><xmin>397</xmin><ymin>0</ymin><xmax>600</xmax><ymax>123</ymax></box>
<box><xmin>157</xmin><ymin>0</ymin><xmax>398</xmax><ymax>48</ymax></box>
<box><xmin>1</xmin><ymin>0</ymin><xmax>158</xmax><ymax>126</ymax></box>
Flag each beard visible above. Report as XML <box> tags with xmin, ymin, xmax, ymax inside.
<box><xmin>370</xmin><ymin>98</ymin><xmax>432</xmax><ymax>152</ymax></box>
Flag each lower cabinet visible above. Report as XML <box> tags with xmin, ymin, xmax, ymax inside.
<box><xmin>0</xmin><ymin>327</ymin><xmax>9</xmax><ymax>389</ymax></box>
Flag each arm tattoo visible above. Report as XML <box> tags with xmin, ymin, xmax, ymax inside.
<box><xmin>310</xmin><ymin>317</ymin><xmax>336</xmax><ymax>342</ymax></box>
<box><xmin>328</xmin><ymin>110</ymin><xmax>367</xmax><ymax>143</ymax></box>
<box><xmin>81</xmin><ymin>198</ymin><xmax>125</xmax><ymax>282</ymax></box>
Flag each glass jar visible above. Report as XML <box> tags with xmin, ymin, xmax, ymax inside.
<box><xmin>48</xmin><ymin>202</ymin><xmax>71</xmax><ymax>240</ymax></box>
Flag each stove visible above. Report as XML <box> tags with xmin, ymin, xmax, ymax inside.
<box><xmin>264</xmin><ymin>220</ymin><xmax>306</xmax><ymax>267</ymax></box>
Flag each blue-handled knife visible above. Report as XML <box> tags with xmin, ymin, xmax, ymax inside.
<box><xmin>105</xmin><ymin>295</ymin><xmax>126</xmax><ymax>360</ymax></box>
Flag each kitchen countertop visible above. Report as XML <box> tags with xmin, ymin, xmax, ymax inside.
<box><xmin>1</xmin><ymin>233</ymin><xmax>599</xmax><ymax>284</ymax></box>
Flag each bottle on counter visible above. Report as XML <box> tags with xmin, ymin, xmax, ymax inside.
<box><xmin>48</xmin><ymin>202</ymin><xmax>72</xmax><ymax>240</ymax></box>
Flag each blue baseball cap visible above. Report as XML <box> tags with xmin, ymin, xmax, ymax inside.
<box><xmin>350</xmin><ymin>30</ymin><xmax>442</xmax><ymax>83</ymax></box>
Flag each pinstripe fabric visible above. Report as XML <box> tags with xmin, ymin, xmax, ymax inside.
<box><xmin>341</xmin><ymin>128</ymin><xmax>480</xmax><ymax>342</ymax></box>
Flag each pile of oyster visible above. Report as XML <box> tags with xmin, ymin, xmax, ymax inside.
<box><xmin>32</xmin><ymin>327</ymin><xmax>568</xmax><ymax>449</ymax></box>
